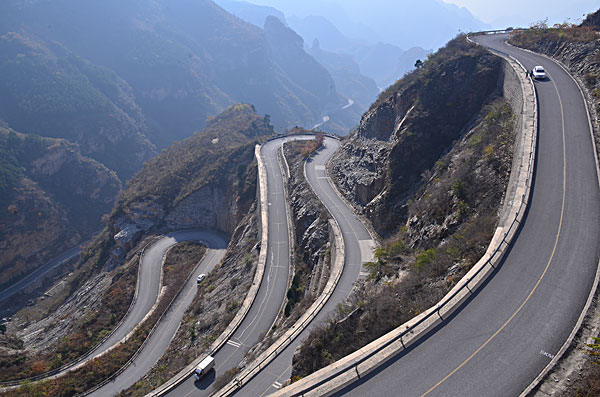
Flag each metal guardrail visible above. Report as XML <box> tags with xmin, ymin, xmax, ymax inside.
<box><xmin>270</xmin><ymin>38</ymin><xmax>539</xmax><ymax>396</ymax></box>
<box><xmin>0</xmin><ymin>236</ymin><xmax>161</xmax><ymax>388</ymax></box>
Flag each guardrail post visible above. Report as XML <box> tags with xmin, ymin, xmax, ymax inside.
<box><xmin>465</xmin><ymin>279</ymin><xmax>473</xmax><ymax>294</ymax></box>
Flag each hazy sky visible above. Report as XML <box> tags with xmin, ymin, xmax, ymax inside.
<box><xmin>245</xmin><ymin>0</ymin><xmax>598</xmax><ymax>30</ymax></box>
<box><xmin>442</xmin><ymin>0</ymin><xmax>598</xmax><ymax>28</ymax></box>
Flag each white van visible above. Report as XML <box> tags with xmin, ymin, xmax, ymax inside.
<box><xmin>194</xmin><ymin>355</ymin><xmax>215</xmax><ymax>379</ymax></box>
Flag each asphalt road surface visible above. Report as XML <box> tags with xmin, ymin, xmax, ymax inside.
<box><xmin>0</xmin><ymin>241</ymin><xmax>86</xmax><ymax>304</ymax></box>
<box><xmin>166</xmin><ymin>138</ymin><xmax>306</xmax><ymax>397</ymax></box>
<box><xmin>332</xmin><ymin>34</ymin><xmax>600</xmax><ymax>397</ymax></box>
<box><xmin>89</xmin><ymin>230</ymin><xmax>228</xmax><ymax>396</ymax></box>
<box><xmin>233</xmin><ymin>137</ymin><xmax>375</xmax><ymax>396</ymax></box>
<box><xmin>17</xmin><ymin>230</ymin><xmax>228</xmax><ymax>387</ymax></box>
<box><xmin>167</xmin><ymin>136</ymin><xmax>374</xmax><ymax>397</ymax></box>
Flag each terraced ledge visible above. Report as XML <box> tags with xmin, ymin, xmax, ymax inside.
<box><xmin>146</xmin><ymin>145</ymin><xmax>270</xmax><ymax>397</ymax></box>
<box><xmin>270</xmin><ymin>38</ymin><xmax>538</xmax><ymax>397</ymax></box>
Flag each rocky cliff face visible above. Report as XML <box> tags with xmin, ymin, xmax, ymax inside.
<box><xmin>108</xmin><ymin>104</ymin><xmax>267</xmax><ymax>263</ymax></box>
<box><xmin>330</xmin><ymin>36</ymin><xmax>502</xmax><ymax>236</ymax></box>
<box><xmin>582</xmin><ymin>9</ymin><xmax>600</xmax><ymax>29</ymax></box>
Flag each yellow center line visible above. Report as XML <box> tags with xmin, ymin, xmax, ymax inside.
<box><xmin>422</xmin><ymin>70</ymin><xmax>567</xmax><ymax>396</ymax></box>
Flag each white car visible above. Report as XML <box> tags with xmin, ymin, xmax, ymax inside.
<box><xmin>532</xmin><ymin>66</ymin><xmax>546</xmax><ymax>80</ymax></box>
<box><xmin>197</xmin><ymin>273</ymin><xmax>206</xmax><ymax>284</ymax></box>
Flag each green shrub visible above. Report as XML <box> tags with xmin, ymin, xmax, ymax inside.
<box><xmin>414</xmin><ymin>248</ymin><xmax>438</xmax><ymax>271</ymax></box>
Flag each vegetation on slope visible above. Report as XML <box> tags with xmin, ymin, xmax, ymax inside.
<box><xmin>0</xmin><ymin>0</ymin><xmax>346</xmax><ymax>142</ymax></box>
<box><xmin>293</xmin><ymin>98</ymin><xmax>515</xmax><ymax>378</ymax></box>
<box><xmin>0</xmin><ymin>32</ymin><xmax>155</xmax><ymax>179</ymax></box>
<box><xmin>0</xmin><ymin>128</ymin><xmax>120</xmax><ymax>289</ymax></box>
<box><xmin>3</xmin><ymin>242</ymin><xmax>206</xmax><ymax>396</ymax></box>
<box><xmin>116</xmin><ymin>104</ymin><xmax>271</xmax><ymax>213</ymax></box>
<box><xmin>332</xmin><ymin>35</ymin><xmax>502</xmax><ymax>236</ymax></box>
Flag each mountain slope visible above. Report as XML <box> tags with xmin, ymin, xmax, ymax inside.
<box><xmin>0</xmin><ymin>128</ymin><xmax>120</xmax><ymax>289</ymax></box>
<box><xmin>109</xmin><ymin>104</ymin><xmax>272</xmax><ymax>254</ymax></box>
<box><xmin>331</xmin><ymin>36</ymin><xmax>502</xmax><ymax>236</ymax></box>
<box><xmin>0</xmin><ymin>0</ymin><xmax>345</xmax><ymax>142</ymax></box>
<box><xmin>0</xmin><ymin>105</ymin><xmax>269</xmax><ymax>388</ymax></box>
<box><xmin>0</xmin><ymin>32</ymin><xmax>156</xmax><ymax>179</ymax></box>
<box><xmin>293</xmin><ymin>35</ymin><xmax>515</xmax><ymax>378</ymax></box>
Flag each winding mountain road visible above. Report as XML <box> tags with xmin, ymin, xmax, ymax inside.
<box><xmin>0</xmin><ymin>230</ymin><xmax>227</xmax><ymax>392</ymax></box>
<box><xmin>164</xmin><ymin>135</ymin><xmax>374</xmax><ymax>397</ymax></box>
<box><xmin>0</xmin><ymin>241</ymin><xmax>87</xmax><ymax>305</ymax></box>
<box><xmin>89</xmin><ymin>230</ymin><xmax>228</xmax><ymax>396</ymax></box>
<box><xmin>233</xmin><ymin>137</ymin><xmax>375</xmax><ymax>396</ymax></box>
<box><xmin>329</xmin><ymin>33</ymin><xmax>600</xmax><ymax>397</ymax></box>
<box><xmin>163</xmin><ymin>137</ymin><xmax>306</xmax><ymax>397</ymax></box>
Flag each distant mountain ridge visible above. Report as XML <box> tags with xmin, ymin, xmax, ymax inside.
<box><xmin>0</xmin><ymin>0</ymin><xmax>358</xmax><ymax>290</ymax></box>
<box><xmin>0</xmin><ymin>0</ymin><xmax>349</xmax><ymax>148</ymax></box>
<box><xmin>244</xmin><ymin>0</ymin><xmax>489</xmax><ymax>49</ymax></box>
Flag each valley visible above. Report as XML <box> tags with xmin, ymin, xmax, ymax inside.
<box><xmin>1</xmin><ymin>3</ymin><xmax>599</xmax><ymax>397</ymax></box>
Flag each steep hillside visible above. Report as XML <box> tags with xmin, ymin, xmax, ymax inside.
<box><xmin>108</xmin><ymin>104</ymin><xmax>271</xmax><ymax>265</ymax></box>
<box><xmin>582</xmin><ymin>9</ymin><xmax>600</xmax><ymax>29</ymax></box>
<box><xmin>293</xmin><ymin>35</ymin><xmax>516</xmax><ymax>377</ymax></box>
<box><xmin>0</xmin><ymin>0</ymin><xmax>344</xmax><ymax>142</ymax></box>
<box><xmin>332</xmin><ymin>36</ymin><xmax>502</xmax><ymax>236</ymax></box>
<box><xmin>0</xmin><ymin>32</ymin><xmax>156</xmax><ymax>179</ymax></box>
<box><xmin>0</xmin><ymin>128</ymin><xmax>120</xmax><ymax>291</ymax></box>
<box><xmin>0</xmin><ymin>105</ymin><xmax>270</xmax><ymax>386</ymax></box>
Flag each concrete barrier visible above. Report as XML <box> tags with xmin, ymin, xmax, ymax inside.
<box><xmin>146</xmin><ymin>145</ymin><xmax>270</xmax><ymax>397</ymax></box>
<box><xmin>209</xmin><ymin>136</ymin><xmax>350</xmax><ymax>397</ymax></box>
<box><xmin>269</xmin><ymin>37</ymin><xmax>538</xmax><ymax>397</ymax></box>
<box><xmin>211</xmin><ymin>217</ymin><xmax>345</xmax><ymax>397</ymax></box>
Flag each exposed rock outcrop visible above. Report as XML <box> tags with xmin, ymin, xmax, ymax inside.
<box><xmin>330</xmin><ymin>36</ymin><xmax>503</xmax><ymax>236</ymax></box>
<box><xmin>108</xmin><ymin>104</ymin><xmax>267</xmax><ymax>257</ymax></box>
<box><xmin>285</xmin><ymin>143</ymin><xmax>330</xmax><ymax>297</ymax></box>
